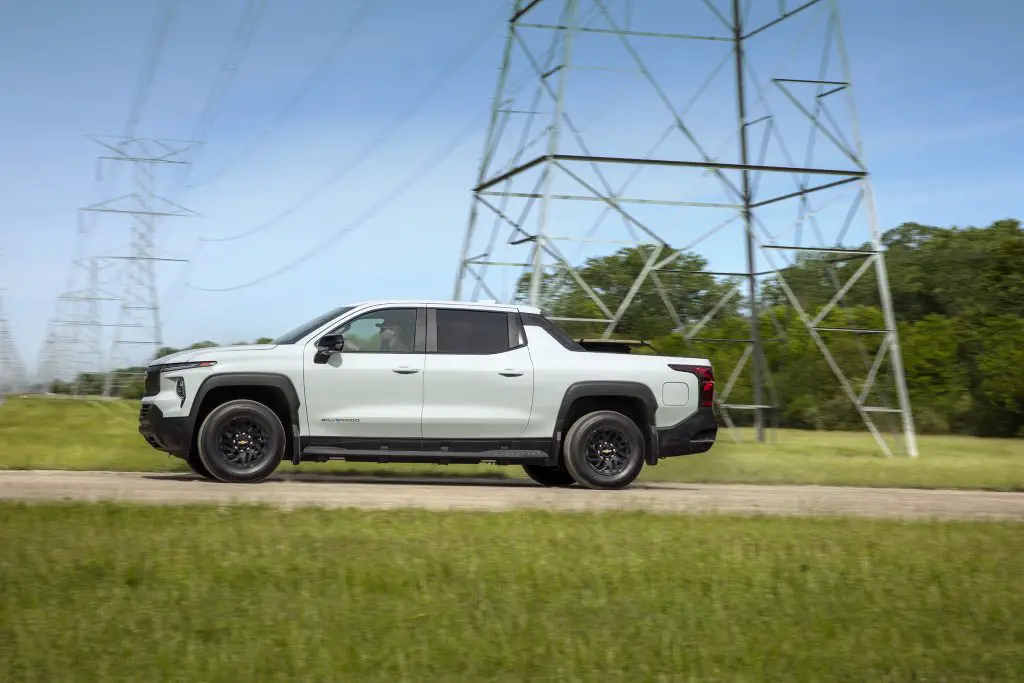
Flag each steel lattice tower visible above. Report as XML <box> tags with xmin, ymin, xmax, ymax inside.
<box><xmin>80</xmin><ymin>135</ymin><xmax>197</xmax><ymax>396</ymax></box>
<box><xmin>0</xmin><ymin>278</ymin><xmax>28</xmax><ymax>401</ymax></box>
<box><xmin>38</xmin><ymin>256</ymin><xmax>121</xmax><ymax>394</ymax></box>
<box><xmin>454</xmin><ymin>0</ymin><xmax>917</xmax><ymax>457</ymax></box>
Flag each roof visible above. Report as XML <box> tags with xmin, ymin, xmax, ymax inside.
<box><xmin>346</xmin><ymin>299</ymin><xmax>542</xmax><ymax>315</ymax></box>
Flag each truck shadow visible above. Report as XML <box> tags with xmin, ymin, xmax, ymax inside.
<box><xmin>142</xmin><ymin>472</ymin><xmax>674</xmax><ymax>490</ymax></box>
<box><xmin>145</xmin><ymin>472</ymin><xmax>536</xmax><ymax>488</ymax></box>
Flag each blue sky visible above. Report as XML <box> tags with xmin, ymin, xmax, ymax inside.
<box><xmin>0</xmin><ymin>0</ymin><xmax>1021</xmax><ymax>371</ymax></box>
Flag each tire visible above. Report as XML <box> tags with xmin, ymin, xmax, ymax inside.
<box><xmin>184</xmin><ymin>450</ymin><xmax>216</xmax><ymax>480</ymax></box>
<box><xmin>522</xmin><ymin>463</ymin><xmax>576</xmax><ymax>487</ymax></box>
<box><xmin>562</xmin><ymin>410</ymin><xmax>646</xmax><ymax>490</ymax></box>
<box><xmin>196</xmin><ymin>399</ymin><xmax>286</xmax><ymax>483</ymax></box>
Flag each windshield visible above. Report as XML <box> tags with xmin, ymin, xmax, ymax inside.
<box><xmin>272</xmin><ymin>306</ymin><xmax>355</xmax><ymax>345</ymax></box>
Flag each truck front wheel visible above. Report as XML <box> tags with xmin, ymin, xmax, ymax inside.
<box><xmin>184</xmin><ymin>450</ymin><xmax>215</xmax><ymax>480</ymax></box>
<box><xmin>196</xmin><ymin>399</ymin><xmax>285</xmax><ymax>483</ymax></box>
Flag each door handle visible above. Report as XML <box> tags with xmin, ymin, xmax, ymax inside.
<box><xmin>392</xmin><ymin>366</ymin><xmax>420</xmax><ymax>374</ymax></box>
<box><xmin>499</xmin><ymin>369</ymin><xmax>525</xmax><ymax>377</ymax></box>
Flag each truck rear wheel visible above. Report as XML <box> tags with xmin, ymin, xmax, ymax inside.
<box><xmin>196</xmin><ymin>399</ymin><xmax>285</xmax><ymax>483</ymax></box>
<box><xmin>562</xmin><ymin>410</ymin><xmax>645</xmax><ymax>490</ymax></box>
<box><xmin>522</xmin><ymin>463</ymin><xmax>576</xmax><ymax>487</ymax></box>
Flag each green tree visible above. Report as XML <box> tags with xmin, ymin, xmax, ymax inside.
<box><xmin>515</xmin><ymin>245</ymin><xmax>740</xmax><ymax>339</ymax></box>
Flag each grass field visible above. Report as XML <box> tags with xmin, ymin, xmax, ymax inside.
<box><xmin>1</xmin><ymin>395</ymin><xmax>1022</xmax><ymax>490</ymax></box>
<box><xmin>1</xmin><ymin>503</ymin><xmax>1021</xmax><ymax>682</ymax></box>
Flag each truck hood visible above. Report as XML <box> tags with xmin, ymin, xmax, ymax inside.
<box><xmin>150</xmin><ymin>344</ymin><xmax>278</xmax><ymax>366</ymax></box>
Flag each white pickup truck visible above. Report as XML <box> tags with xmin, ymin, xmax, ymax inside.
<box><xmin>139</xmin><ymin>300</ymin><xmax>718</xmax><ymax>489</ymax></box>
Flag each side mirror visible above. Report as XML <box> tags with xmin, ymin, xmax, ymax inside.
<box><xmin>313</xmin><ymin>334</ymin><xmax>344</xmax><ymax>364</ymax></box>
<box><xmin>316</xmin><ymin>334</ymin><xmax>345</xmax><ymax>352</ymax></box>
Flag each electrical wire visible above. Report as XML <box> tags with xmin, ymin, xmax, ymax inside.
<box><xmin>187</xmin><ymin>0</ymin><xmax>378</xmax><ymax>190</ymax></box>
<box><xmin>40</xmin><ymin>0</ymin><xmax>181</xmax><ymax>372</ymax></box>
<box><xmin>164</xmin><ymin>0</ymin><xmax>268</xmax><ymax>198</ymax></box>
<box><xmin>156</xmin><ymin>0</ymin><xmax>273</xmax><ymax>324</ymax></box>
<box><xmin>124</xmin><ymin>0</ymin><xmax>178</xmax><ymax>138</ymax></box>
<box><xmin>199</xmin><ymin>3</ymin><xmax>507</xmax><ymax>245</ymax></box>
<box><xmin>187</xmin><ymin>68</ymin><xmax>534</xmax><ymax>293</ymax></box>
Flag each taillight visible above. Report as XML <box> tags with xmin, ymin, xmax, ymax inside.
<box><xmin>668</xmin><ymin>364</ymin><xmax>715</xmax><ymax>407</ymax></box>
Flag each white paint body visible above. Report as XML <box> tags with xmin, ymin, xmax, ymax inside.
<box><xmin>143</xmin><ymin>300</ymin><xmax>712</xmax><ymax>440</ymax></box>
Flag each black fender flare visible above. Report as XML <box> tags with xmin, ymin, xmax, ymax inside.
<box><xmin>553</xmin><ymin>381</ymin><xmax>660</xmax><ymax>466</ymax></box>
<box><xmin>186</xmin><ymin>372</ymin><xmax>303</xmax><ymax>465</ymax></box>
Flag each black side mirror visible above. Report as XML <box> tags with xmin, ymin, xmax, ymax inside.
<box><xmin>316</xmin><ymin>334</ymin><xmax>345</xmax><ymax>351</ymax></box>
<box><xmin>313</xmin><ymin>334</ymin><xmax>345</xmax><ymax>364</ymax></box>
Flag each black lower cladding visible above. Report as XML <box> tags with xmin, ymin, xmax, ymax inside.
<box><xmin>299</xmin><ymin>436</ymin><xmax>554</xmax><ymax>464</ymax></box>
<box><xmin>138</xmin><ymin>403</ymin><xmax>189</xmax><ymax>456</ymax></box>
<box><xmin>656</xmin><ymin>406</ymin><xmax>718</xmax><ymax>459</ymax></box>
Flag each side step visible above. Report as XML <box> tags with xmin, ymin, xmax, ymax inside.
<box><xmin>300</xmin><ymin>446</ymin><xmax>551</xmax><ymax>466</ymax></box>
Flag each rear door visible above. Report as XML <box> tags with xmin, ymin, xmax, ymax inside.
<box><xmin>421</xmin><ymin>306</ymin><xmax>534</xmax><ymax>439</ymax></box>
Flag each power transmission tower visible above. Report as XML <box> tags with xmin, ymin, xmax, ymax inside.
<box><xmin>80</xmin><ymin>135</ymin><xmax>198</xmax><ymax>396</ymax></box>
<box><xmin>39</xmin><ymin>257</ymin><xmax>122</xmax><ymax>395</ymax></box>
<box><xmin>0</xmin><ymin>289</ymin><xmax>27</xmax><ymax>402</ymax></box>
<box><xmin>453</xmin><ymin>0</ymin><xmax>917</xmax><ymax>457</ymax></box>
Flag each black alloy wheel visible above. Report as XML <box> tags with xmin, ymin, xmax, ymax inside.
<box><xmin>562</xmin><ymin>410</ymin><xmax>645</xmax><ymax>490</ymax></box>
<box><xmin>196</xmin><ymin>399</ymin><xmax>285</xmax><ymax>483</ymax></box>
<box><xmin>582</xmin><ymin>426</ymin><xmax>633</xmax><ymax>477</ymax></box>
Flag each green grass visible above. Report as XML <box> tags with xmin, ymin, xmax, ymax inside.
<box><xmin>1</xmin><ymin>395</ymin><xmax>1022</xmax><ymax>490</ymax></box>
<box><xmin>0</xmin><ymin>503</ymin><xmax>1021</xmax><ymax>682</ymax></box>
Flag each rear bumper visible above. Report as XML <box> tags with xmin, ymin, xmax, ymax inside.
<box><xmin>138</xmin><ymin>402</ymin><xmax>189</xmax><ymax>457</ymax></box>
<box><xmin>656</xmin><ymin>406</ymin><xmax>718</xmax><ymax>459</ymax></box>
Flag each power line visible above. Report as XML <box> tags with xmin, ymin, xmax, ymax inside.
<box><xmin>199</xmin><ymin>3</ymin><xmax>506</xmax><ymax>245</ymax></box>
<box><xmin>187</xmin><ymin>0</ymin><xmax>378</xmax><ymax>190</ymax></box>
<box><xmin>187</xmin><ymin>67</ymin><xmax>535</xmax><ymax>294</ymax></box>
<box><xmin>187</xmin><ymin>110</ymin><xmax>494</xmax><ymax>292</ymax></box>
<box><xmin>171</xmin><ymin>0</ymin><xmax>268</xmax><ymax>187</ymax></box>
<box><xmin>159</xmin><ymin>0</ymin><xmax>387</xmax><ymax>322</ymax></box>
<box><xmin>124</xmin><ymin>0</ymin><xmax>179</xmax><ymax>138</ymax></box>
<box><xmin>37</xmin><ymin>0</ymin><xmax>182</xmax><ymax>386</ymax></box>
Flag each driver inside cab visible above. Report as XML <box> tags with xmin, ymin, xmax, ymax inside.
<box><xmin>343</xmin><ymin>315</ymin><xmax>412</xmax><ymax>353</ymax></box>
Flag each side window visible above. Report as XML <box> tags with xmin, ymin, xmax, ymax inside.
<box><xmin>333</xmin><ymin>308</ymin><xmax>417</xmax><ymax>354</ymax></box>
<box><xmin>435</xmin><ymin>309</ymin><xmax>513</xmax><ymax>354</ymax></box>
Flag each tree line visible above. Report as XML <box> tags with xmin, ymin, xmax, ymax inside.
<box><xmin>520</xmin><ymin>218</ymin><xmax>1023</xmax><ymax>438</ymax></box>
<box><xmin>48</xmin><ymin>218</ymin><xmax>1022</xmax><ymax>437</ymax></box>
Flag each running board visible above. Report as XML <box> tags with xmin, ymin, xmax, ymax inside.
<box><xmin>300</xmin><ymin>446</ymin><xmax>551</xmax><ymax>465</ymax></box>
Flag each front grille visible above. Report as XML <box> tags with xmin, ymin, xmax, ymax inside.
<box><xmin>143</xmin><ymin>370</ymin><xmax>160</xmax><ymax>397</ymax></box>
<box><xmin>139</xmin><ymin>404</ymin><xmax>151</xmax><ymax>422</ymax></box>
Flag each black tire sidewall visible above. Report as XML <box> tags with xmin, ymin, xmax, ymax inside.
<box><xmin>563</xmin><ymin>410</ymin><xmax>645</xmax><ymax>490</ymax></box>
<box><xmin>184</xmin><ymin>450</ymin><xmax>215</xmax><ymax>479</ymax></box>
<box><xmin>197</xmin><ymin>399</ymin><xmax>285</xmax><ymax>483</ymax></box>
<box><xmin>522</xmin><ymin>463</ymin><xmax>576</xmax><ymax>487</ymax></box>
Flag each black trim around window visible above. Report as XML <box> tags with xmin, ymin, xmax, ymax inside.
<box><xmin>520</xmin><ymin>312</ymin><xmax>584</xmax><ymax>351</ymax></box>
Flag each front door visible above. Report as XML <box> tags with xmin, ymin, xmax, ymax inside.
<box><xmin>303</xmin><ymin>306</ymin><xmax>424</xmax><ymax>440</ymax></box>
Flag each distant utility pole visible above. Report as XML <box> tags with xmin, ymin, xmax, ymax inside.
<box><xmin>80</xmin><ymin>135</ymin><xmax>198</xmax><ymax>396</ymax></box>
<box><xmin>454</xmin><ymin>0</ymin><xmax>917</xmax><ymax>458</ymax></box>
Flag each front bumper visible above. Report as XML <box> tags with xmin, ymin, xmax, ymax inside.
<box><xmin>656</xmin><ymin>406</ymin><xmax>718</xmax><ymax>459</ymax></box>
<box><xmin>138</xmin><ymin>403</ymin><xmax>189</xmax><ymax>457</ymax></box>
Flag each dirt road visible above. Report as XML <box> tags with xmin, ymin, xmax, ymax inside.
<box><xmin>1</xmin><ymin>470</ymin><xmax>1021</xmax><ymax>520</ymax></box>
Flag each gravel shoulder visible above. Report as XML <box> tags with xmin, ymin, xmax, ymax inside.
<box><xmin>1</xmin><ymin>470</ymin><xmax>1022</xmax><ymax>520</ymax></box>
